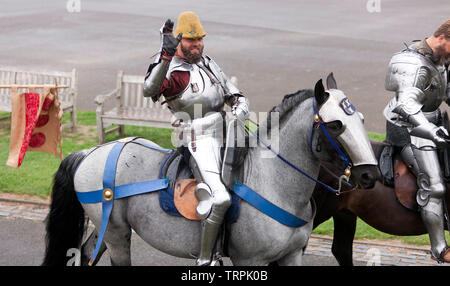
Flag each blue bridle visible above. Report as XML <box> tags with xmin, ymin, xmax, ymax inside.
<box><xmin>242</xmin><ymin>97</ymin><xmax>354</xmax><ymax>195</ymax></box>
<box><xmin>310</xmin><ymin>97</ymin><xmax>352</xmax><ymax>172</ymax></box>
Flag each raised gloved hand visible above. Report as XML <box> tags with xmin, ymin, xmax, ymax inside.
<box><xmin>160</xmin><ymin>19</ymin><xmax>182</xmax><ymax>57</ymax></box>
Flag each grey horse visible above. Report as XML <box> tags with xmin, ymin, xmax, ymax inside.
<box><xmin>42</xmin><ymin>76</ymin><xmax>378</xmax><ymax>266</ymax></box>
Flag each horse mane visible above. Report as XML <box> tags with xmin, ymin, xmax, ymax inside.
<box><xmin>264</xmin><ymin>89</ymin><xmax>314</xmax><ymax>132</ymax></box>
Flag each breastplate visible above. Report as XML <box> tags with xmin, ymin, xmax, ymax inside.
<box><xmin>421</xmin><ymin>63</ymin><xmax>447</xmax><ymax>112</ymax></box>
<box><xmin>385</xmin><ymin>50</ymin><xmax>448</xmax><ymax>115</ymax></box>
<box><xmin>167</xmin><ymin>63</ymin><xmax>225</xmax><ymax>120</ymax></box>
<box><xmin>383</xmin><ymin>50</ymin><xmax>447</xmax><ymax>126</ymax></box>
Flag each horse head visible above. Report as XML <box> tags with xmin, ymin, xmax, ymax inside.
<box><xmin>311</xmin><ymin>73</ymin><xmax>379</xmax><ymax>189</ymax></box>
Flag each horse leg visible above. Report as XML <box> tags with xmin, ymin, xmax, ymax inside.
<box><xmin>104</xmin><ymin>201</ymin><xmax>133</xmax><ymax>266</ymax></box>
<box><xmin>83</xmin><ymin>199</ymin><xmax>132</xmax><ymax>266</ymax></box>
<box><xmin>80</xmin><ymin>230</ymin><xmax>107</xmax><ymax>266</ymax></box>
<box><xmin>331</xmin><ymin>210</ymin><xmax>357</xmax><ymax>266</ymax></box>
<box><xmin>79</xmin><ymin>220</ymin><xmax>131</xmax><ymax>266</ymax></box>
<box><xmin>104</xmin><ymin>226</ymin><xmax>132</xmax><ymax>266</ymax></box>
<box><xmin>276</xmin><ymin>248</ymin><xmax>305</xmax><ymax>266</ymax></box>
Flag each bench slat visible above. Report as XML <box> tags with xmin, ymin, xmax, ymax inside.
<box><xmin>103</xmin><ymin>106</ymin><xmax>172</xmax><ymax>121</ymax></box>
<box><xmin>122</xmin><ymin>75</ymin><xmax>144</xmax><ymax>84</ymax></box>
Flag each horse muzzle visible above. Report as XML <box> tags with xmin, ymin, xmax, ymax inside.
<box><xmin>349</xmin><ymin>164</ymin><xmax>379</xmax><ymax>189</ymax></box>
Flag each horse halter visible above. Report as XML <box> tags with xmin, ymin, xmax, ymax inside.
<box><xmin>310</xmin><ymin>97</ymin><xmax>354</xmax><ymax>194</ymax></box>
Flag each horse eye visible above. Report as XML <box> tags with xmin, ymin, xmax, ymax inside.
<box><xmin>324</xmin><ymin>120</ymin><xmax>343</xmax><ymax>131</ymax></box>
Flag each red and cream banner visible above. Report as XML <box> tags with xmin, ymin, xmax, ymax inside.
<box><xmin>7</xmin><ymin>85</ymin><xmax>63</xmax><ymax>167</ymax></box>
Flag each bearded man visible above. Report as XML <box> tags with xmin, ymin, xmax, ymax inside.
<box><xmin>143</xmin><ymin>11</ymin><xmax>249</xmax><ymax>266</ymax></box>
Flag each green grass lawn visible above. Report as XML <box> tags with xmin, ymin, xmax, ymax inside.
<box><xmin>0</xmin><ymin>111</ymin><xmax>445</xmax><ymax>246</ymax></box>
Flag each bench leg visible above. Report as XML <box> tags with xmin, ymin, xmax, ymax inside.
<box><xmin>118</xmin><ymin>125</ymin><xmax>125</xmax><ymax>137</ymax></box>
<box><xmin>96</xmin><ymin>116</ymin><xmax>105</xmax><ymax>144</ymax></box>
<box><xmin>71</xmin><ymin>109</ymin><xmax>77</xmax><ymax>133</ymax></box>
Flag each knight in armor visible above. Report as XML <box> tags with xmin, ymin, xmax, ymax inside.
<box><xmin>384</xmin><ymin>19</ymin><xmax>450</xmax><ymax>263</ymax></box>
<box><xmin>143</xmin><ymin>11</ymin><xmax>249</xmax><ymax>266</ymax></box>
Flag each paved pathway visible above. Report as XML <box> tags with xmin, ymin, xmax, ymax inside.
<box><xmin>305</xmin><ymin>234</ymin><xmax>438</xmax><ymax>266</ymax></box>
<box><xmin>0</xmin><ymin>196</ymin><xmax>444</xmax><ymax>266</ymax></box>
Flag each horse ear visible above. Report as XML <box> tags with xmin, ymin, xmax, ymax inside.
<box><xmin>326</xmin><ymin>72</ymin><xmax>337</xmax><ymax>89</ymax></box>
<box><xmin>314</xmin><ymin>79</ymin><xmax>329</xmax><ymax>106</ymax></box>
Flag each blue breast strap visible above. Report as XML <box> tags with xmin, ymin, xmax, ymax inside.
<box><xmin>233</xmin><ymin>180</ymin><xmax>309</xmax><ymax>228</ymax></box>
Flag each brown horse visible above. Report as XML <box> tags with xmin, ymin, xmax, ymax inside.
<box><xmin>312</xmin><ymin>140</ymin><xmax>450</xmax><ymax>266</ymax></box>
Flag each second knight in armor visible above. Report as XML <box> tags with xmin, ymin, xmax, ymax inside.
<box><xmin>143</xmin><ymin>11</ymin><xmax>249</xmax><ymax>266</ymax></box>
<box><xmin>384</xmin><ymin>19</ymin><xmax>450</xmax><ymax>263</ymax></box>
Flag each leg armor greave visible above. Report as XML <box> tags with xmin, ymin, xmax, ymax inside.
<box><xmin>420</xmin><ymin>196</ymin><xmax>447</xmax><ymax>258</ymax></box>
<box><xmin>206</xmin><ymin>186</ymin><xmax>232</xmax><ymax>225</ymax></box>
<box><xmin>195</xmin><ymin>182</ymin><xmax>231</xmax><ymax>266</ymax></box>
<box><xmin>410</xmin><ymin>140</ymin><xmax>448</xmax><ymax>258</ymax></box>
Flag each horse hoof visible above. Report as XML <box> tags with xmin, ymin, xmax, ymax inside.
<box><xmin>431</xmin><ymin>247</ymin><xmax>450</xmax><ymax>263</ymax></box>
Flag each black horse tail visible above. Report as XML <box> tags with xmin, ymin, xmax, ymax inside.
<box><xmin>42</xmin><ymin>150</ymin><xmax>87</xmax><ymax>266</ymax></box>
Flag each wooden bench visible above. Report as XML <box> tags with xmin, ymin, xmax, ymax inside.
<box><xmin>0</xmin><ymin>67</ymin><xmax>78</xmax><ymax>131</ymax></box>
<box><xmin>95</xmin><ymin>70</ymin><xmax>173</xmax><ymax>144</ymax></box>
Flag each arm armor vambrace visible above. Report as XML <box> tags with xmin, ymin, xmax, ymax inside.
<box><xmin>393</xmin><ymin>86</ymin><xmax>425</xmax><ymax>116</ymax></box>
<box><xmin>408</xmin><ymin>113</ymin><xmax>440</xmax><ymax>140</ymax></box>
<box><xmin>143</xmin><ymin>60</ymin><xmax>170</xmax><ymax>102</ymax></box>
<box><xmin>392</xmin><ymin>88</ymin><xmax>440</xmax><ymax>141</ymax></box>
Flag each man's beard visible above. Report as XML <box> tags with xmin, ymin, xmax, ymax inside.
<box><xmin>180</xmin><ymin>43</ymin><xmax>204</xmax><ymax>64</ymax></box>
<box><xmin>435</xmin><ymin>43</ymin><xmax>450</xmax><ymax>62</ymax></box>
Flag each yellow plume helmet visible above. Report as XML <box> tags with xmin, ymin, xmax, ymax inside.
<box><xmin>174</xmin><ymin>11</ymin><xmax>206</xmax><ymax>39</ymax></box>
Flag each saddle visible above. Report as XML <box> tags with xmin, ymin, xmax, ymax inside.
<box><xmin>393</xmin><ymin>159</ymin><xmax>419</xmax><ymax>211</ymax></box>
<box><xmin>377</xmin><ymin>141</ymin><xmax>450</xmax><ymax>212</ymax></box>
<box><xmin>376</xmin><ymin>139</ymin><xmax>420</xmax><ymax>212</ymax></box>
<box><xmin>158</xmin><ymin>134</ymin><xmax>248</xmax><ymax>222</ymax></box>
